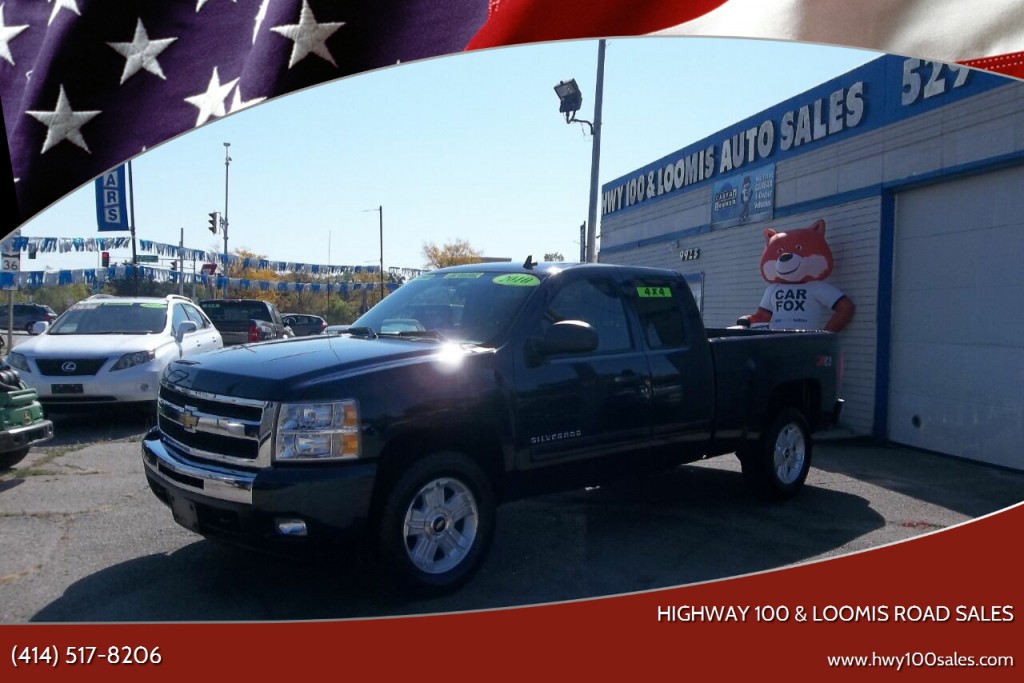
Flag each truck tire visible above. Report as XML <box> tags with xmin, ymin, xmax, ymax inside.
<box><xmin>739</xmin><ymin>407</ymin><xmax>811</xmax><ymax>499</ymax></box>
<box><xmin>0</xmin><ymin>447</ymin><xmax>30</xmax><ymax>471</ymax></box>
<box><xmin>378</xmin><ymin>451</ymin><xmax>495</xmax><ymax>593</ymax></box>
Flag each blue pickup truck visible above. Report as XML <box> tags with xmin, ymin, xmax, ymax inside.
<box><xmin>143</xmin><ymin>260</ymin><xmax>843</xmax><ymax>592</ymax></box>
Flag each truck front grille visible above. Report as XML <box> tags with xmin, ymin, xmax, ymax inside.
<box><xmin>156</xmin><ymin>383</ymin><xmax>276</xmax><ymax>468</ymax></box>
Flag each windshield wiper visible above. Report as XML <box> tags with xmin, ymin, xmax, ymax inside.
<box><xmin>345</xmin><ymin>326</ymin><xmax>378</xmax><ymax>339</ymax></box>
<box><xmin>394</xmin><ymin>330</ymin><xmax>450</xmax><ymax>342</ymax></box>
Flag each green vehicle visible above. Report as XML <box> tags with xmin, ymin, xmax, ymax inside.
<box><xmin>0</xmin><ymin>354</ymin><xmax>54</xmax><ymax>470</ymax></box>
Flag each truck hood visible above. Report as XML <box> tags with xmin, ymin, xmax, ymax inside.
<box><xmin>161</xmin><ymin>334</ymin><xmax>488</xmax><ymax>400</ymax></box>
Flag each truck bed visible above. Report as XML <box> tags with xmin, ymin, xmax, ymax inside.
<box><xmin>706</xmin><ymin>327</ymin><xmax>841</xmax><ymax>446</ymax></box>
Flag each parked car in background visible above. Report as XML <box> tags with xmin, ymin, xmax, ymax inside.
<box><xmin>282</xmin><ymin>313</ymin><xmax>327</xmax><ymax>336</ymax></box>
<box><xmin>0</xmin><ymin>303</ymin><xmax>57</xmax><ymax>333</ymax></box>
<box><xmin>198</xmin><ymin>298</ymin><xmax>290</xmax><ymax>345</ymax></box>
<box><xmin>6</xmin><ymin>294</ymin><xmax>222</xmax><ymax>411</ymax></box>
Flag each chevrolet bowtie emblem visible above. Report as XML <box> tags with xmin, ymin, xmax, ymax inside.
<box><xmin>180</xmin><ymin>408</ymin><xmax>200</xmax><ymax>432</ymax></box>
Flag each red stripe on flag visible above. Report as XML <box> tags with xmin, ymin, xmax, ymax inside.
<box><xmin>962</xmin><ymin>51</ymin><xmax>1024</xmax><ymax>81</ymax></box>
<box><xmin>467</xmin><ymin>0</ymin><xmax>728</xmax><ymax>48</ymax></box>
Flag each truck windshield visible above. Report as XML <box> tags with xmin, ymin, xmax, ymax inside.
<box><xmin>352</xmin><ymin>271</ymin><xmax>544</xmax><ymax>345</ymax></box>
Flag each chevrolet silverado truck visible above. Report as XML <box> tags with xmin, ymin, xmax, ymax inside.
<box><xmin>143</xmin><ymin>261</ymin><xmax>843</xmax><ymax>592</ymax></box>
<box><xmin>198</xmin><ymin>298</ymin><xmax>291</xmax><ymax>346</ymax></box>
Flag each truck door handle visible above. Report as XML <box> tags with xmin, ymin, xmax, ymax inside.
<box><xmin>614</xmin><ymin>372</ymin><xmax>652</xmax><ymax>399</ymax></box>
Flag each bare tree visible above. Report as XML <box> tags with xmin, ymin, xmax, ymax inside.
<box><xmin>422</xmin><ymin>239</ymin><xmax>483</xmax><ymax>269</ymax></box>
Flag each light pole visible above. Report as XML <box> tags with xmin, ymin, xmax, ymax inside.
<box><xmin>326</xmin><ymin>229</ymin><xmax>332</xmax><ymax>318</ymax></box>
<box><xmin>363</xmin><ymin>206</ymin><xmax>384</xmax><ymax>304</ymax></box>
<box><xmin>222</xmin><ymin>142</ymin><xmax>231</xmax><ymax>296</ymax></box>
<box><xmin>377</xmin><ymin>205</ymin><xmax>384</xmax><ymax>300</ymax></box>
<box><xmin>553</xmin><ymin>39</ymin><xmax>606</xmax><ymax>263</ymax></box>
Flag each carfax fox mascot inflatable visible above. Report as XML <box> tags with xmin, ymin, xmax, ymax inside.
<box><xmin>737</xmin><ymin>219</ymin><xmax>855</xmax><ymax>332</ymax></box>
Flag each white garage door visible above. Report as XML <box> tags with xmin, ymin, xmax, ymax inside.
<box><xmin>889</xmin><ymin>165</ymin><xmax>1024</xmax><ymax>468</ymax></box>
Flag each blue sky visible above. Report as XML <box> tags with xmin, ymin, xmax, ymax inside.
<box><xmin>19</xmin><ymin>37</ymin><xmax>878</xmax><ymax>274</ymax></box>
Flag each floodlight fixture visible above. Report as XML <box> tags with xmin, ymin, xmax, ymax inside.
<box><xmin>554</xmin><ymin>78</ymin><xmax>583</xmax><ymax>117</ymax></box>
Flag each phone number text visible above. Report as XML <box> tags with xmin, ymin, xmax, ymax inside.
<box><xmin>10</xmin><ymin>644</ymin><xmax>162</xmax><ymax>668</ymax></box>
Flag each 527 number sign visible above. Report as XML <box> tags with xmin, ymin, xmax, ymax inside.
<box><xmin>901</xmin><ymin>58</ymin><xmax>970</xmax><ymax>106</ymax></box>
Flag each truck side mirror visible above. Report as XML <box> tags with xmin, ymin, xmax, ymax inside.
<box><xmin>31</xmin><ymin>321</ymin><xmax>49</xmax><ymax>335</ymax></box>
<box><xmin>175</xmin><ymin>320</ymin><xmax>198</xmax><ymax>343</ymax></box>
<box><xmin>540</xmin><ymin>320</ymin><xmax>599</xmax><ymax>356</ymax></box>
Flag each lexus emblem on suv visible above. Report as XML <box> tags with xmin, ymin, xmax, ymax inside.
<box><xmin>61</xmin><ymin>361</ymin><xmax>77</xmax><ymax>373</ymax></box>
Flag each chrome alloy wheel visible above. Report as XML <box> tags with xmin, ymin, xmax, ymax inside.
<box><xmin>772</xmin><ymin>422</ymin><xmax>807</xmax><ymax>485</ymax></box>
<box><xmin>402</xmin><ymin>476</ymin><xmax>480</xmax><ymax>575</ymax></box>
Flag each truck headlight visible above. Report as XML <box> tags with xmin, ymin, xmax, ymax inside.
<box><xmin>111</xmin><ymin>350</ymin><xmax>156</xmax><ymax>371</ymax></box>
<box><xmin>275</xmin><ymin>400</ymin><xmax>361</xmax><ymax>461</ymax></box>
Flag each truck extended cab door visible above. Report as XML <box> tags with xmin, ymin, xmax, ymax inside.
<box><xmin>514</xmin><ymin>274</ymin><xmax>652</xmax><ymax>464</ymax></box>
<box><xmin>628</xmin><ymin>277</ymin><xmax>715</xmax><ymax>452</ymax></box>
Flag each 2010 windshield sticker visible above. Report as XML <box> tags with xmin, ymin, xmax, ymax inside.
<box><xmin>493</xmin><ymin>274</ymin><xmax>540</xmax><ymax>287</ymax></box>
<box><xmin>413</xmin><ymin>274</ymin><xmax>436</xmax><ymax>281</ymax></box>
<box><xmin>637</xmin><ymin>286</ymin><xmax>672</xmax><ymax>298</ymax></box>
<box><xmin>443</xmin><ymin>273</ymin><xmax>483</xmax><ymax>279</ymax></box>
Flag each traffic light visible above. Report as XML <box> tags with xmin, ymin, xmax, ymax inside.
<box><xmin>101</xmin><ymin>251</ymin><xmax>110</xmax><ymax>267</ymax></box>
<box><xmin>208</xmin><ymin>211</ymin><xmax>220</xmax><ymax>234</ymax></box>
<box><xmin>170</xmin><ymin>260</ymin><xmax>179</xmax><ymax>271</ymax></box>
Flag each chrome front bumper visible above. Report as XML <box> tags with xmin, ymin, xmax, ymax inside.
<box><xmin>142</xmin><ymin>432</ymin><xmax>255</xmax><ymax>505</ymax></box>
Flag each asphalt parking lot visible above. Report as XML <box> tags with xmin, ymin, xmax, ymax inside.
<box><xmin>2</xmin><ymin>416</ymin><xmax>1023</xmax><ymax>623</ymax></box>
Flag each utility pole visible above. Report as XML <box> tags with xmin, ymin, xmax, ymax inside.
<box><xmin>553</xmin><ymin>39</ymin><xmax>606</xmax><ymax>263</ymax></box>
<box><xmin>326</xmin><ymin>230</ymin><xmax>331</xmax><ymax>318</ymax></box>
<box><xmin>223</xmin><ymin>142</ymin><xmax>231</xmax><ymax>296</ymax></box>
<box><xmin>128</xmin><ymin>160</ymin><xmax>139</xmax><ymax>294</ymax></box>
<box><xmin>178</xmin><ymin>228</ymin><xmax>184</xmax><ymax>296</ymax></box>
<box><xmin>586</xmin><ymin>39</ymin><xmax>606</xmax><ymax>263</ymax></box>
<box><xmin>378</xmin><ymin>205</ymin><xmax>384</xmax><ymax>303</ymax></box>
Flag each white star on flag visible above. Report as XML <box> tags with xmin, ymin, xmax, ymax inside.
<box><xmin>25</xmin><ymin>84</ymin><xmax>101</xmax><ymax>154</ymax></box>
<box><xmin>107</xmin><ymin>19</ymin><xmax>178</xmax><ymax>85</ymax></box>
<box><xmin>253</xmin><ymin>0</ymin><xmax>269</xmax><ymax>44</ymax></box>
<box><xmin>0</xmin><ymin>4</ymin><xmax>28</xmax><ymax>66</ymax></box>
<box><xmin>48</xmin><ymin>0</ymin><xmax>80</xmax><ymax>26</ymax></box>
<box><xmin>0</xmin><ymin>4</ymin><xmax>30</xmax><ymax>67</ymax></box>
<box><xmin>184</xmin><ymin>66</ymin><xmax>239</xmax><ymax>127</ymax></box>
<box><xmin>196</xmin><ymin>0</ymin><xmax>237</xmax><ymax>13</ymax></box>
<box><xmin>271</xmin><ymin>0</ymin><xmax>344</xmax><ymax>68</ymax></box>
<box><xmin>229</xmin><ymin>86</ymin><xmax>266</xmax><ymax>113</ymax></box>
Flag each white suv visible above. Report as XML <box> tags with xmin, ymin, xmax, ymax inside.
<box><xmin>7</xmin><ymin>294</ymin><xmax>222</xmax><ymax>409</ymax></box>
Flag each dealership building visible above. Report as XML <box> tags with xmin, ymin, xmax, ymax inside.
<box><xmin>598</xmin><ymin>54</ymin><xmax>1023</xmax><ymax>470</ymax></box>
